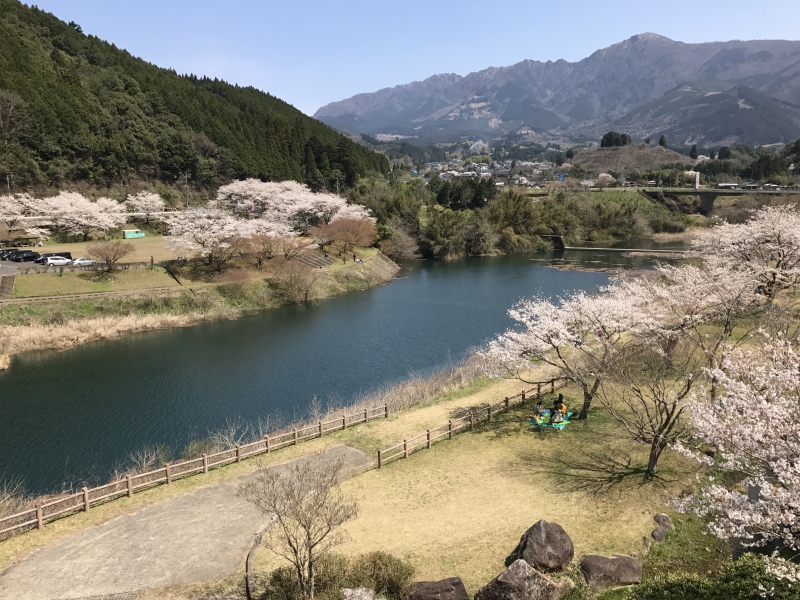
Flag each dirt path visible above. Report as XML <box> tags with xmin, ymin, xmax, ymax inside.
<box><xmin>0</xmin><ymin>445</ymin><xmax>369</xmax><ymax>600</ymax></box>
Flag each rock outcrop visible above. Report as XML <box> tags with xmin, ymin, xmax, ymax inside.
<box><xmin>475</xmin><ymin>559</ymin><xmax>573</xmax><ymax>600</ymax></box>
<box><xmin>506</xmin><ymin>520</ymin><xmax>574</xmax><ymax>570</ymax></box>
<box><xmin>579</xmin><ymin>555</ymin><xmax>643</xmax><ymax>590</ymax></box>
<box><xmin>406</xmin><ymin>577</ymin><xmax>469</xmax><ymax>600</ymax></box>
<box><xmin>653</xmin><ymin>514</ymin><xmax>674</xmax><ymax>530</ymax></box>
<box><xmin>342</xmin><ymin>589</ymin><xmax>376</xmax><ymax>600</ymax></box>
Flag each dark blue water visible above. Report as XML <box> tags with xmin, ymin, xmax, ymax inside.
<box><xmin>0</xmin><ymin>250</ymin><xmax>670</xmax><ymax>493</ymax></box>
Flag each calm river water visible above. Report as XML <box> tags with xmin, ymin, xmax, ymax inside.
<box><xmin>0</xmin><ymin>248</ymin><xmax>678</xmax><ymax>493</ymax></box>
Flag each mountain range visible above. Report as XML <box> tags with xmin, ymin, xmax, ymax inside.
<box><xmin>314</xmin><ymin>34</ymin><xmax>800</xmax><ymax>147</ymax></box>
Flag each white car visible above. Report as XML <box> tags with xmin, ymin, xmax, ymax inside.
<box><xmin>71</xmin><ymin>257</ymin><xmax>96</xmax><ymax>267</ymax></box>
<box><xmin>44</xmin><ymin>256</ymin><xmax>72</xmax><ymax>266</ymax></box>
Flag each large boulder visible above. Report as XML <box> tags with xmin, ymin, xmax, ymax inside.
<box><xmin>475</xmin><ymin>559</ymin><xmax>573</xmax><ymax>600</ymax></box>
<box><xmin>342</xmin><ymin>589</ymin><xmax>375</xmax><ymax>600</ymax></box>
<box><xmin>651</xmin><ymin>526</ymin><xmax>668</xmax><ymax>543</ymax></box>
<box><xmin>506</xmin><ymin>520</ymin><xmax>574</xmax><ymax>570</ymax></box>
<box><xmin>653</xmin><ymin>514</ymin><xmax>674</xmax><ymax>530</ymax></box>
<box><xmin>579</xmin><ymin>555</ymin><xmax>642</xmax><ymax>590</ymax></box>
<box><xmin>406</xmin><ymin>577</ymin><xmax>469</xmax><ymax>600</ymax></box>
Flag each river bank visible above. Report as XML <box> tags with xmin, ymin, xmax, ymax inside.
<box><xmin>0</xmin><ymin>253</ymin><xmax>399</xmax><ymax>368</ymax></box>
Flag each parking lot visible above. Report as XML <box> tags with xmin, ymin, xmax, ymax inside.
<box><xmin>0</xmin><ymin>261</ymin><xmax>20</xmax><ymax>275</ymax></box>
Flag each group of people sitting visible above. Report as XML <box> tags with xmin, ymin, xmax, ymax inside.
<box><xmin>532</xmin><ymin>393</ymin><xmax>569</xmax><ymax>425</ymax></box>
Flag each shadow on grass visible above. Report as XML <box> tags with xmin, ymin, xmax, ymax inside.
<box><xmin>512</xmin><ymin>446</ymin><xmax>680</xmax><ymax>496</ymax></box>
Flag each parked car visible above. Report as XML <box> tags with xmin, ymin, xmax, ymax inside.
<box><xmin>35</xmin><ymin>251</ymin><xmax>73</xmax><ymax>264</ymax></box>
<box><xmin>43</xmin><ymin>256</ymin><xmax>72</xmax><ymax>266</ymax></box>
<box><xmin>12</xmin><ymin>251</ymin><xmax>40</xmax><ymax>262</ymax></box>
<box><xmin>1</xmin><ymin>249</ymin><xmax>22</xmax><ymax>260</ymax></box>
<box><xmin>71</xmin><ymin>257</ymin><xmax>96</xmax><ymax>267</ymax></box>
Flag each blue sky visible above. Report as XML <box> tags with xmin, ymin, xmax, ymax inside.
<box><xmin>29</xmin><ymin>0</ymin><xmax>800</xmax><ymax>116</ymax></box>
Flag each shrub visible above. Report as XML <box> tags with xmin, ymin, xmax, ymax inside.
<box><xmin>218</xmin><ymin>269</ymin><xmax>248</xmax><ymax>298</ymax></box>
<box><xmin>262</xmin><ymin>552</ymin><xmax>414</xmax><ymax>600</ymax></box>
<box><xmin>346</xmin><ymin>551</ymin><xmax>415</xmax><ymax>600</ymax></box>
<box><xmin>87</xmin><ymin>241</ymin><xmax>136</xmax><ymax>271</ymax></box>
<box><xmin>647</xmin><ymin>212</ymin><xmax>686</xmax><ymax>234</ymax></box>
<box><xmin>630</xmin><ymin>555</ymin><xmax>800</xmax><ymax>600</ymax></box>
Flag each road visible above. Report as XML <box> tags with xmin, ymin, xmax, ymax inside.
<box><xmin>0</xmin><ymin>261</ymin><xmax>20</xmax><ymax>275</ymax></box>
<box><xmin>0</xmin><ymin>445</ymin><xmax>370</xmax><ymax>600</ymax></box>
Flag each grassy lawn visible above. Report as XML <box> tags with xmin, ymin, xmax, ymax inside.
<box><xmin>11</xmin><ymin>267</ymin><xmax>181</xmax><ymax>297</ymax></box>
<box><xmin>34</xmin><ymin>235</ymin><xmax>178</xmax><ymax>262</ymax></box>
<box><xmin>250</xmin><ymin>381</ymin><xmax>701</xmax><ymax>595</ymax></box>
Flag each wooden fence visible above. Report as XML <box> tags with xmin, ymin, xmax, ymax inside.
<box><xmin>377</xmin><ymin>379</ymin><xmax>568</xmax><ymax>468</ymax></box>
<box><xmin>0</xmin><ymin>404</ymin><xmax>390</xmax><ymax>541</ymax></box>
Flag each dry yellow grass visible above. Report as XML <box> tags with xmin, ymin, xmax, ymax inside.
<box><xmin>0</xmin><ymin>313</ymin><xmax>206</xmax><ymax>363</ymax></box>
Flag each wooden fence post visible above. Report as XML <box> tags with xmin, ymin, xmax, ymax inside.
<box><xmin>403</xmin><ymin>439</ymin><xmax>409</xmax><ymax>458</ymax></box>
<box><xmin>427</xmin><ymin>429</ymin><xmax>431</xmax><ymax>449</ymax></box>
<box><xmin>364</xmin><ymin>408</ymin><xmax>368</xmax><ymax>423</ymax></box>
<box><xmin>505</xmin><ymin>397</ymin><xmax>510</xmax><ymax>413</ymax></box>
<box><xmin>126</xmin><ymin>474</ymin><xmax>133</xmax><ymax>498</ymax></box>
<box><xmin>293</xmin><ymin>429</ymin><xmax>298</xmax><ymax>445</ymax></box>
<box><xmin>165</xmin><ymin>463</ymin><xmax>172</xmax><ymax>484</ymax></box>
<box><xmin>537</xmin><ymin>383</ymin><xmax>541</xmax><ymax>397</ymax></box>
<box><xmin>319</xmin><ymin>421</ymin><xmax>324</xmax><ymax>437</ymax></box>
<box><xmin>384</xmin><ymin>404</ymin><xmax>389</xmax><ymax>419</ymax></box>
<box><xmin>551</xmin><ymin>380</ymin><xmax>555</xmax><ymax>393</ymax></box>
<box><xmin>236</xmin><ymin>445</ymin><xmax>241</xmax><ymax>463</ymax></box>
<box><xmin>449</xmin><ymin>420</ymin><xmax>454</xmax><ymax>439</ymax></box>
<box><xmin>82</xmin><ymin>487</ymin><xmax>90</xmax><ymax>512</ymax></box>
<box><xmin>377</xmin><ymin>450</ymin><xmax>382</xmax><ymax>468</ymax></box>
<box><xmin>36</xmin><ymin>505</ymin><xmax>43</xmax><ymax>530</ymax></box>
<box><xmin>470</xmin><ymin>412</ymin><xmax>474</xmax><ymax>431</ymax></box>
<box><xmin>203</xmin><ymin>454</ymin><xmax>209</xmax><ymax>474</ymax></box>
<box><xmin>343</xmin><ymin>413</ymin><xmax>347</xmax><ymax>430</ymax></box>
<box><xmin>266</xmin><ymin>436</ymin><xmax>271</xmax><ymax>454</ymax></box>
<box><xmin>521</xmin><ymin>391</ymin><xmax>526</xmax><ymax>404</ymax></box>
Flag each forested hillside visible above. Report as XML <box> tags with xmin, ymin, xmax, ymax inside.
<box><xmin>0</xmin><ymin>0</ymin><xmax>389</xmax><ymax>191</ymax></box>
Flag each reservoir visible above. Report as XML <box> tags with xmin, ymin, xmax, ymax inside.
<box><xmin>0</xmin><ymin>249</ymin><xmax>676</xmax><ymax>494</ymax></box>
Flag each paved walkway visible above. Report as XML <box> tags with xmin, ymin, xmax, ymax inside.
<box><xmin>0</xmin><ymin>445</ymin><xmax>369</xmax><ymax>600</ymax></box>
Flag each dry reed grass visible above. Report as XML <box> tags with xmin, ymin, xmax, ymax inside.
<box><xmin>0</xmin><ymin>314</ymin><xmax>202</xmax><ymax>361</ymax></box>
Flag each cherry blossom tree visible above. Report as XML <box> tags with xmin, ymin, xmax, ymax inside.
<box><xmin>482</xmin><ymin>282</ymin><xmax>657</xmax><ymax>419</ymax></box>
<box><xmin>165</xmin><ymin>207</ymin><xmax>252</xmax><ymax>270</ymax></box>
<box><xmin>0</xmin><ymin>193</ymin><xmax>49</xmax><ymax>240</ymax></box>
<box><xmin>596</xmin><ymin>336</ymin><xmax>701</xmax><ymax>476</ymax></box>
<box><xmin>33</xmin><ymin>192</ymin><xmax>126</xmax><ymax>241</ymax></box>
<box><xmin>691</xmin><ymin>204</ymin><xmax>800</xmax><ymax>299</ymax></box>
<box><xmin>674</xmin><ymin>336</ymin><xmax>800</xmax><ymax>552</ymax></box>
<box><xmin>621</xmin><ymin>259</ymin><xmax>761</xmax><ymax>399</ymax></box>
<box><xmin>126</xmin><ymin>191</ymin><xmax>165</xmax><ymax>223</ymax></box>
<box><xmin>216</xmin><ymin>179</ymin><xmax>373</xmax><ymax>233</ymax></box>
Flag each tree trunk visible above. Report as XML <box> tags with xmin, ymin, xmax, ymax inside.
<box><xmin>578</xmin><ymin>378</ymin><xmax>601</xmax><ymax>420</ymax></box>
<box><xmin>307</xmin><ymin>559</ymin><xmax>315</xmax><ymax>600</ymax></box>
<box><xmin>646</xmin><ymin>440</ymin><xmax>666</xmax><ymax>477</ymax></box>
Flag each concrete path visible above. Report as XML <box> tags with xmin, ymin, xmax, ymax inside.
<box><xmin>0</xmin><ymin>445</ymin><xmax>369</xmax><ymax>600</ymax></box>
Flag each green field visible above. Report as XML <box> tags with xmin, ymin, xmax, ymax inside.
<box><xmin>11</xmin><ymin>267</ymin><xmax>181</xmax><ymax>298</ymax></box>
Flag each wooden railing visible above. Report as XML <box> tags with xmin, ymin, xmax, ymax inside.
<box><xmin>377</xmin><ymin>379</ymin><xmax>567</xmax><ymax>468</ymax></box>
<box><xmin>0</xmin><ymin>405</ymin><xmax>390</xmax><ymax>541</ymax></box>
